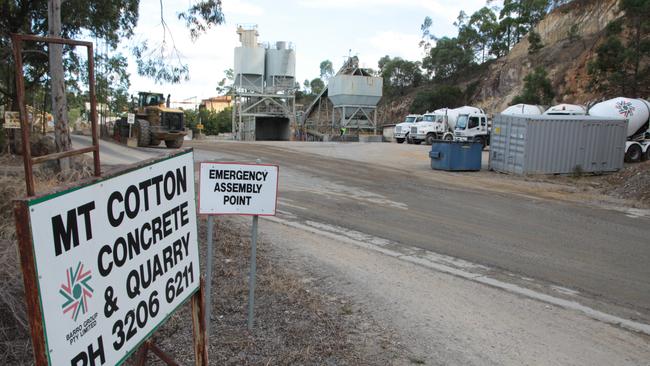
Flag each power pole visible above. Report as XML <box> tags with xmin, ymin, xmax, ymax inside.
<box><xmin>48</xmin><ymin>0</ymin><xmax>71</xmax><ymax>170</ymax></box>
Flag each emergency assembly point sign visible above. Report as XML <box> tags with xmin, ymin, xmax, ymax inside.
<box><xmin>198</xmin><ymin>162</ymin><xmax>278</xmax><ymax>215</ymax></box>
<box><xmin>26</xmin><ymin>150</ymin><xmax>199</xmax><ymax>366</ymax></box>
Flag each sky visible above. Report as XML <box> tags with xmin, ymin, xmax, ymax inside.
<box><xmin>123</xmin><ymin>0</ymin><xmax>494</xmax><ymax>104</ymax></box>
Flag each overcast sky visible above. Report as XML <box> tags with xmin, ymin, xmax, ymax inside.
<box><xmin>123</xmin><ymin>0</ymin><xmax>495</xmax><ymax>103</ymax></box>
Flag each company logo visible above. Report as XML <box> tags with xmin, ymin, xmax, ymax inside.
<box><xmin>615</xmin><ymin>100</ymin><xmax>635</xmax><ymax>118</ymax></box>
<box><xmin>59</xmin><ymin>262</ymin><xmax>93</xmax><ymax>321</ymax></box>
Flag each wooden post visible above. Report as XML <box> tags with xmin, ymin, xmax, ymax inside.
<box><xmin>191</xmin><ymin>277</ymin><xmax>208</xmax><ymax>366</ymax></box>
<box><xmin>13</xmin><ymin>200</ymin><xmax>48</xmax><ymax>366</ymax></box>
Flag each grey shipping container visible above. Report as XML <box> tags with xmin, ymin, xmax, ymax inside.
<box><xmin>489</xmin><ymin>115</ymin><xmax>627</xmax><ymax>174</ymax></box>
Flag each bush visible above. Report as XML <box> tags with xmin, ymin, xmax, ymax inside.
<box><xmin>184</xmin><ymin>107</ymin><xmax>232</xmax><ymax>135</ymax></box>
<box><xmin>410</xmin><ymin>85</ymin><xmax>464</xmax><ymax>114</ymax></box>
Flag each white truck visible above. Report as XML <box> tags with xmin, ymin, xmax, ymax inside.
<box><xmin>393</xmin><ymin>114</ymin><xmax>423</xmax><ymax>143</ymax></box>
<box><xmin>544</xmin><ymin>104</ymin><xmax>586</xmax><ymax>115</ymax></box>
<box><xmin>588</xmin><ymin>97</ymin><xmax>650</xmax><ymax>162</ymax></box>
<box><xmin>410</xmin><ymin>106</ymin><xmax>487</xmax><ymax>145</ymax></box>
<box><xmin>501</xmin><ymin>104</ymin><xmax>545</xmax><ymax>115</ymax></box>
<box><xmin>453</xmin><ymin>108</ymin><xmax>490</xmax><ymax>149</ymax></box>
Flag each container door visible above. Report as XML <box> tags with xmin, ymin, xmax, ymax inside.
<box><xmin>580</xmin><ymin>122</ymin><xmax>601</xmax><ymax>172</ymax></box>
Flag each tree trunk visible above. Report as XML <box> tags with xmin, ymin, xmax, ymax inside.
<box><xmin>48</xmin><ymin>0</ymin><xmax>71</xmax><ymax>170</ymax></box>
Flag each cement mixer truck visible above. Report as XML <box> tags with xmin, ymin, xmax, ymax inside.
<box><xmin>394</xmin><ymin>114</ymin><xmax>423</xmax><ymax>143</ymax></box>
<box><xmin>501</xmin><ymin>104</ymin><xmax>545</xmax><ymax>115</ymax></box>
<box><xmin>410</xmin><ymin>106</ymin><xmax>486</xmax><ymax>145</ymax></box>
<box><xmin>588</xmin><ymin>97</ymin><xmax>650</xmax><ymax>162</ymax></box>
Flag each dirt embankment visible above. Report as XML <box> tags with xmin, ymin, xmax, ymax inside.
<box><xmin>603</xmin><ymin>161</ymin><xmax>650</xmax><ymax>205</ymax></box>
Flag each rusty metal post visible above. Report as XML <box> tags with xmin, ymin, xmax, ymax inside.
<box><xmin>11</xmin><ymin>35</ymin><xmax>35</xmax><ymax>196</ymax></box>
<box><xmin>11</xmin><ymin>33</ymin><xmax>102</xmax><ymax>196</ymax></box>
<box><xmin>13</xmin><ymin>200</ymin><xmax>47</xmax><ymax>365</ymax></box>
<box><xmin>191</xmin><ymin>277</ymin><xmax>209</xmax><ymax>366</ymax></box>
<box><xmin>86</xmin><ymin>44</ymin><xmax>101</xmax><ymax>177</ymax></box>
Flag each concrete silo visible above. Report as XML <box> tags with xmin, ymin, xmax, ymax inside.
<box><xmin>231</xmin><ymin>26</ymin><xmax>296</xmax><ymax>141</ymax></box>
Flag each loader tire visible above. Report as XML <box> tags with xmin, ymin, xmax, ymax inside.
<box><xmin>134</xmin><ymin>119</ymin><xmax>151</xmax><ymax>147</ymax></box>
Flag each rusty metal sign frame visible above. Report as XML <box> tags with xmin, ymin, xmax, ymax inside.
<box><xmin>13</xmin><ymin>150</ymin><xmax>209</xmax><ymax>366</ymax></box>
<box><xmin>11</xmin><ymin>34</ymin><xmax>208</xmax><ymax>366</ymax></box>
<box><xmin>11</xmin><ymin>33</ymin><xmax>101</xmax><ymax>197</ymax></box>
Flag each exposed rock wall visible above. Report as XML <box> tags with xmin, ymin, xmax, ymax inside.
<box><xmin>473</xmin><ymin>0</ymin><xmax>621</xmax><ymax>112</ymax></box>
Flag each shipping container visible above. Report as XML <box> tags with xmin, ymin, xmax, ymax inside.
<box><xmin>489</xmin><ymin>115</ymin><xmax>627</xmax><ymax>174</ymax></box>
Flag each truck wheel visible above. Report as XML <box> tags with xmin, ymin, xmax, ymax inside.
<box><xmin>134</xmin><ymin>119</ymin><xmax>151</xmax><ymax>147</ymax></box>
<box><xmin>150</xmin><ymin>138</ymin><xmax>161</xmax><ymax>146</ymax></box>
<box><xmin>396</xmin><ymin>138</ymin><xmax>405</xmax><ymax>144</ymax></box>
<box><xmin>425</xmin><ymin>134</ymin><xmax>435</xmax><ymax>145</ymax></box>
<box><xmin>625</xmin><ymin>144</ymin><xmax>642</xmax><ymax>162</ymax></box>
<box><xmin>443</xmin><ymin>133</ymin><xmax>453</xmax><ymax>141</ymax></box>
<box><xmin>406</xmin><ymin>135</ymin><xmax>413</xmax><ymax>144</ymax></box>
<box><xmin>165</xmin><ymin>137</ymin><xmax>184</xmax><ymax>148</ymax></box>
<box><xmin>644</xmin><ymin>147</ymin><xmax>650</xmax><ymax>161</ymax></box>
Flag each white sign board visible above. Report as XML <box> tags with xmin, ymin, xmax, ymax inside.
<box><xmin>27</xmin><ymin>150</ymin><xmax>199</xmax><ymax>365</ymax></box>
<box><xmin>4</xmin><ymin>111</ymin><xmax>21</xmax><ymax>128</ymax></box>
<box><xmin>127</xmin><ymin>113</ymin><xmax>135</xmax><ymax>125</ymax></box>
<box><xmin>199</xmin><ymin>162</ymin><xmax>278</xmax><ymax>215</ymax></box>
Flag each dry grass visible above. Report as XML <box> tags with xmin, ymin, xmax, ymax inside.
<box><xmin>137</xmin><ymin>217</ymin><xmax>404</xmax><ymax>365</ymax></box>
<box><xmin>0</xmin><ymin>154</ymin><xmax>95</xmax><ymax>365</ymax></box>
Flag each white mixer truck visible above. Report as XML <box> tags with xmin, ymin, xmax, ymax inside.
<box><xmin>544</xmin><ymin>104</ymin><xmax>587</xmax><ymax>115</ymax></box>
<box><xmin>410</xmin><ymin>106</ymin><xmax>487</xmax><ymax>145</ymax></box>
<box><xmin>394</xmin><ymin>114</ymin><xmax>423</xmax><ymax>143</ymax></box>
<box><xmin>501</xmin><ymin>104</ymin><xmax>545</xmax><ymax>115</ymax></box>
<box><xmin>588</xmin><ymin>97</ymin><xmax>650</xmax><ymax>162</ymax></box>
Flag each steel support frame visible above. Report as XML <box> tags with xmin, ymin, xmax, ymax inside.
<box><xmin>332</xmin><ymin>104</ymin><xmax>378</xmax><ymax>134</ymax></box>
<box><xmin>11</xmin><ymin>33</ymin><xmax>101</xmax><ymax>196</ymax></box>
<box><xmin>232</xmin><ymin>92</ymin><xmax>295</xmax><ymax>141</ymax></box>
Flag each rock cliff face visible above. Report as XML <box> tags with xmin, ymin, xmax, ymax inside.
<box><xmin>377</xmin><ymin>0</ymin><xmax>624</xmax><ymax>122</ymax></box>
<box><xmin>473</xmin><ymin>0</ymin><xmax>621</xmax><ymax>112</ymax></box>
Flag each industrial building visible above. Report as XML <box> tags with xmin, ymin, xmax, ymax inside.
<box><xmin>301</xmin><ymin>57</ymin><xmax>383</xmax><ymax>140</ymax></box>
<box><xmin>231</xmin><ymin>25</ymin><xmax>296</xmax><ymax>141</ymax></box>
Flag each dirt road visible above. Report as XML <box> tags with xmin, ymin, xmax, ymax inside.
<box><xmin>189</xmin><ymin>140</ymin><xmax>650</xmax><ymax>326</ymax></box>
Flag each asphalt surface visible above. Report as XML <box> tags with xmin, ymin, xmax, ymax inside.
<box><xmin>188</xmin><ymin>140</ymin><xmax>650</xmax><ymax>322</ymax></box>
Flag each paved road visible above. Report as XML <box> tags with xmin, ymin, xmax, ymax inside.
<box><xmin>71</xmin><ymin>134</ymin><xmax>163</xmax><ymax>165</ymax></box>
<box><xmin>189</xmin><ymin>141</ymin><xmax>650</xmax><ymax>323</ymax></box>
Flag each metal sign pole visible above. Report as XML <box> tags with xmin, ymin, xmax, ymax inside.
<box><xmin>205</xmin><ymin>215</ymin><xmax>214</xmax><ymax>337</ymax></box>
<box><xmin>247</xmin><ymin>215</ymin><xmax>259</xmax><ymax>330</ymax></box>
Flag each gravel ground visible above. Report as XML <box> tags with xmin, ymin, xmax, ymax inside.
<box><xmin>134</xmin><ymin>217</ymin><xmax>406</xmax><ymax>365</ymax></box>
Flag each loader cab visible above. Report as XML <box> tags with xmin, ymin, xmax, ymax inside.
<box><xmin>138</xmin><ymin>92</ymin><xmax>165</xmax><ymax>109</ymax></box>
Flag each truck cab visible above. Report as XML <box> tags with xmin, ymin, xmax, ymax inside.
<box><xmin>411</xmin><ymin>111</ymin><xmax>454</xmax><ymax>145</ymax></box>
<box><xmin>394</xmin><ymin>114</ymin><xmax>422</xmax><ymax>143</ymax></box>
<box><xmin>454</xmin><ymin>112</ymin><xmax>490</xmax><ymax>149</ymax></box>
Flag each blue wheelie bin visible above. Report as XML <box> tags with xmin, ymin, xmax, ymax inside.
<box><xmin>429</xmin><ymin>140</ymin><xmax>482</xmax><ymax>171</ymax></box>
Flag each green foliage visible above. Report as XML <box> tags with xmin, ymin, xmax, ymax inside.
<box><xmin>567</xmin><ymin>24</ymin><xmax>581</xmax><ymax>42</ymax></box>
<box><xmin>185</xmin><ymin>106</ymin><xmax>232</xmax><ymax>135</ymax></box>
<box><xmin>379</xmin><ymin>56</ymin><xmax>423</xmax><ymax>96</ymax></box>
<box><xmin>528</xmin><ymin>31</ymin><xmax>544</xmax><ymax>54</ymax></box>
<box><xmin>511</xmin><ymin>67</ymin><xmax>555</xmax><ymax>105</ymax></box>
<box><xmin>216</xmin><ymin>68</ymin><xmax>234</xmax><ymax>95</ymax></box>
<box><xmin>588</xmin><ymin>1</ymin><xmax>650</xmax><ymax>97</ymax></box>
<box><xmin>423</xmin><ymin>37</ymin><xmax>474</xmax><ymax>80</ymax></box>
<box><xmin>319</xmin><ymin>60</ymin><xmax>334</xmax><ymax>80</ymax></box>
<box><xmin>310</xmin><ymin>78</ymin><xmax>325</xmax><ymax>95</ymax></box>
<box><xmin>409</xmin><ymin>85</ymin><xmax>464</xmax><ymax>114</ymax></box>
<box><xmin>177</xmin><ymin>0</ymin><xmax>225</xmax><ymax>41</ymax></box>
<box><xmin>419</xmin><ymin>16</ymin><xmax>437</xmax><ymax>52</ymax></box>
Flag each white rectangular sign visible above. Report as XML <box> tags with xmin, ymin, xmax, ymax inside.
<box><xmin>199</xmin><ymin>162</ymin><xmax>278</xmax><ymax>215</ymax></box>
<box><xmin>127</xmin><ymin>113</ymin><xmax>135</xmax><ymax>125</ymax></box>
<box><xmin>4</xmin><ymin>111</ymin><xmax>21</xmax><ymax>128</ymax></box>
<box><xmin>27</xmin><ymin>150</ymin><xmax>199</xmax><ymax>366</ymax></box>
